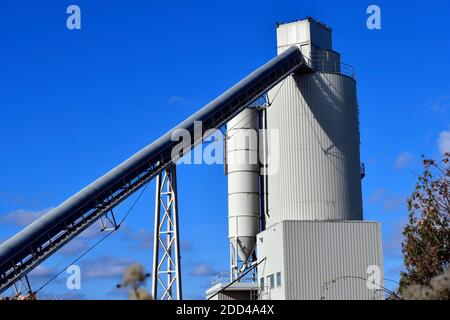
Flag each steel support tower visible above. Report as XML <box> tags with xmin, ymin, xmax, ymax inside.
<box><xmin>151</xmin><ymin>165</ymin><xmax>182</xmax><ymax>300</ymax></box>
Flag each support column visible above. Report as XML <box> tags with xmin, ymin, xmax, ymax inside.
<box><xmin>151</xmin><ymin>165</ymin><xmax>182</xmax><ymax>300</ymax></box>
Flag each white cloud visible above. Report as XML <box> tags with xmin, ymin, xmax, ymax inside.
<box><xmin>438</xmin><ymin>130</ymin><xmax>450</xmax><ymax>155</ymax></box>
<box><xmin>190</xmin><ymin>263</ymin><xmax>218</xmax><ymax>277</ymax></box>
<box><xmin>431</xmin><ymin>94</ymin><xmax>450</xmax><ymax>118</ymax></box>
<box><xmin>28</xmin><ymin>265</ymin><xmax>60</xmax><ymax>283</ymax></box>
<box><xmin>0</xmin><ymin>208</ymin><xmax>53</xmax><ymax>227</ymax></box>
<box><xmin>57</xmin><ymin>239</ymin><xmax>89</xmax><ymax>256</ymax></box>
<box><xmin>168</xmin><ymin>96</ymin><xmax>185</xmax><ymax>104</ymax></box>
<box><xmin>81</xmin><ymin>256</ymin><xmax>136</xmax><ymax>280</ymax></box>
<box><xmin>122</xmin><ymin>228</ymin><xmax>153</xmax><ymax>251</ymax></box>
<box><xmin>79</xmin><ymin>224</ymin><xmax>102</xmax><ymax>239</ymax></box>
<box><xmin>367</xmin><ymin>188</ymin><xmax>406</xmax><ymax>212</ymax></box>
<box><xmin>394</xmin><ymin>151</ymin><xmax>414</xmax><ymax>170</ymax></box>
<box><xmin>181</xmin><ymin>240</ymin><xmax>194</xmax><ymax>252</ymax></box>
<box><xmin>121</xmin><ymin>227</ymin><xmax>195</xmax><ymax>254</ymax></box>
<box><xmin>368</xmin><ymin>188</ymin><xmax>386</xmax><ymax>203</ymax></box>
<box><xmin>0</xmin><ymin>212</ymin><xmax>101</xmax><ymax>257</ymax></box>
<box><xmin>29</xmin><ymin>265</ymin><xmax>55</xmax><ymax>277</ymax></box>
<box><xmin>383</xmin><ymin>195</ymin><xmax>406</xmax><ymax>211</ymax></box>
<box><xmin>383</xmin><ymin>218</ymin><xmax>407</xmax><ymax>258</ymax></box>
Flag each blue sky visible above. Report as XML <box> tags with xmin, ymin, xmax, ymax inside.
<box><xmin>0</xmin><ymin>0</ymin><xmax>449</xmax><ymax>299</ymax></box>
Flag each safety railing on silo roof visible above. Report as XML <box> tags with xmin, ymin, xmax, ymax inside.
<box><xmin>304</xmin><ymin>50</ymin><xmax>356</xmax><ymax>80</ymax></box>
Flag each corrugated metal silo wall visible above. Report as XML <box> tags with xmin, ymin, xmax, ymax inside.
<box><xmin>266</xmin><ymin>72</ymin><xmax>363</xmax><ymax>225</ymax></box>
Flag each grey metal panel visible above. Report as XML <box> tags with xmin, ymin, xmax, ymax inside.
<box><xmin>308</xmin><ymin>19</ymin><xmax>332</xmax><ymax>50</ymax></box>
<box><xmin>281</xmin><ymin>221</ymin><xmax>383</xmax><ymax>300</ymax></box>
<box><xmin>266</xmin><ymin>72</ymin><xmax>362</xmax><ymax>226</ymax></box>
<box><xmin>0</xmin><ymin>46</ymin><xmax>309</xmax><ymax>278</ymax></box>
<box><xmin>277</xmin><ymin>18</ymin><xmax>332</xmax><ymax>63</ymax></box>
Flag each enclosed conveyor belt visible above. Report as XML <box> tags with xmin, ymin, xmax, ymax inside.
<box><xmin>0</xmin><ymin>46</ymin><xmax>310</xmax><ymax>294</ymax></box>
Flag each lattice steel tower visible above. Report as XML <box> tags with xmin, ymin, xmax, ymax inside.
<box><xmin>152</xmin><ymin>165</ymin><xmax>182</xmax><ymax>300</ymax></box>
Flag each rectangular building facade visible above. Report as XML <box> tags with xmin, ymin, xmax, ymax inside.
<box><xmin>257</xmin><ymin>221</ymin><xmax>384</xmax><ymax>300</ymax></box>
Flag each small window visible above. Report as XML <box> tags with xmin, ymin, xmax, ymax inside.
<box><xmin>276</xmin><ymin>272</ymin><xmax>282</xmax><ymax>287</ymax></box>
<box><xmin>268</xmin><ymin>274</ymin><xmax>275</xmax><ymax>289</ymax></box>
<box><xmin>260</xmin><ymin>278</ymin><xmax>265</xmax><ymax>291</ymax></box>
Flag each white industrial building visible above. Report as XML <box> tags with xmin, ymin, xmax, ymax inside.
<box><xmin>206</xmin><ymin>17</ymin><xmax>384</xmax><ymax>300</ymax></box>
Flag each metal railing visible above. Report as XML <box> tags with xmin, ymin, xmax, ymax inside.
<box><xmin>304</xmin><ymin>50</ymin><xmax>356</xmax><ymax>80</ymax></box>
<box><xmin>312</xmin><ymin>60</ymin><xmax>356</xmax><ymax>79</ymax></box>
<box><xmin>211</xmin><ymin>272</ymin><xmax>255</xmax><ymax>286</ymax></box>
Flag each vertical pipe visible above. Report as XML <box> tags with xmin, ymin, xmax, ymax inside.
<box><xmin>259</xmin><ymin>110</ymin><xmax>265</xmax><ymax>231</ymax></box>
<box><xmin>260</xmin><ymin>107</ymin><xmax>269</xmax><ymax>231</ymax></box>
<box><xmin>234</xmin><ymin>237</ymin><xmax>238</xmax><ymax>281</ymax></box>
<box><xmin>229</xmin><ymin>242</ymin><xmax>233</xmax><ymax>282</ymax></box>
<box><xmin>152</xmin><ymin>174</ymin><xmax>162</xmax><ymax>299</ymax></box>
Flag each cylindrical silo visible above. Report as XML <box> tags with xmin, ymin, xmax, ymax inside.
<box><xmin>226</xmin><ymin>108</ymin><xmax>260</xmax><ymax>275</ymax></box>
<box><xmin>266</xmin><ymin>69</ymin><xmax>363</xmax><ymax>227</ymax></box>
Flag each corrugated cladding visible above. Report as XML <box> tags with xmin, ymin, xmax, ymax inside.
<box><xmin>282</xmin><ymin>221</ymin><xmax>383</xmax><ymax>300</ymax></box>
<box><xmin>266</xmin><ymin>72</ymin><xmax>362</xmax><ymax>225</ymax></box>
